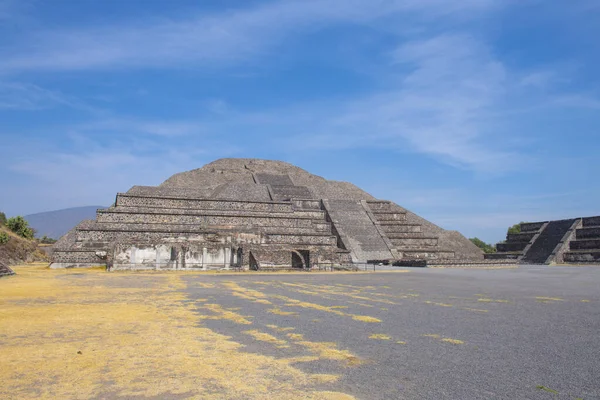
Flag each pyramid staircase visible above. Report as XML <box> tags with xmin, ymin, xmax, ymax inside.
<box><xmin>365</xmin><ymin>201</ymin><xmax>454</xmax><ymax>261</ymax></box>
<box><xmin>488</xmin><ymin>217</ymin><xmax>600</xmax><ymax>264</ymax></box>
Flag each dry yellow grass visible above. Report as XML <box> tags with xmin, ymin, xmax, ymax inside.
<box><xmin>196</xmin><ymin>303</ymin><xmax>254</xmax><ymax>324</ymax></box>
<box><xmin>272</xmin><ymin>294</ymin><xmax>382</xmax><ymax>323</ymax></box>
<box><xmin>477</xmin><ymin>298</ymin><xmax>509</xmax><ymax>303</ymax></box>
<box><xmin>535</xmin><ymin>296</ymin><xmax>564</xmax><ymax>302</ymax></box>
<box><xmin>369</xmin><ymin>334</ymin><xmax>391</xmax><ymax>340</ymax></box>
<box><xmin>0</xmin><ymin>264</ymin><xmax>355</xmax><ymax>400</ymax></box>
<box><xmin>462</xmin><ymin>307</ymin><xmax>489</xmax><ymax>313</ymax></box>
<box><xmin>243</xmin><ymin>329</ymin><xmax>288</xmax><ymax>346</ymax></box>
<box><xmin>422</xmin><ymin>334</ymin><xmax>441</xmax><ymax>339</ymax></box>
<box><xmin>441</xmin><ymin>338</ymin><xmax>465</xmax><ymax>345</ymax></box>
<box><xmin>423</xmin><ymin>334</ymin><xmax>464</xmax><ymax>345</ymax></box>
<box><xmin>268</xmin><ymin>307</ymin><xmax>299</xmax><ymax>316</ymax></box>
<box><xmin>424</xmin><ymin>301</ymin><xmax>453</xmax><ymax>307</ymax></box>
<box><xmin>223</xmin><ymin>281</ymin><xmax>273</xmax><ymax>304</ymax></box>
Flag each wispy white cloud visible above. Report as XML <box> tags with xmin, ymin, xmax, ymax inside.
<box><xmin>69</xmin><ymin>118</ymin><xmax>208</xmax><ymax>137</ymax></box>
<box><xmin>0</xmin><ymin>82</ymin><xmax>96</xmax><ymax>111</ymax></box>
<box><xmin>256</xmin><ymin>33</ymin><xmax>520</xmax><ymax>172</ymax></box>
<box><xmin>0</xmin><ymin>0</ymin><xmax>498</xmax><ymax>73</ymax></box>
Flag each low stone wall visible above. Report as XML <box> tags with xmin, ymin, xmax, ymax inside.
<box><xmin>117</xmin><ymin>193</ymin><xmax>292</xmax><ymax>212</ymax></box>
<box><xmin>399</xmin><ymin>249</ymin><xmax>455</xmax><ymax>259</ymax></box>
<box><xmin>97</xmin><ymin>212</ymin><xmax>319</xmax><ymax>228</ymax></box>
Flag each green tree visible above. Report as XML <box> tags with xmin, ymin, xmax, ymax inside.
<box><xmin>469</xmin><ymin>237</ymin><xmax>496</xmax><ymax>254</ymax></box>
<box><xmin>39</xmin><ymin>235</ymin><xmax>57</xmax><ymax>244</ymax></box>
<box><xmin>0</xmin><ymin>211</ymin><xmax>6</xmax><ymax>225</ymax></box>
<box><xmin>6</xmin><ymin>216</ymin><xmax>34</xmax><ymax>239</ymax></box>
<box><xmin>507</xmin><ymin>222</ymin><xmax>524</xmax><ymax>235</ymax></box>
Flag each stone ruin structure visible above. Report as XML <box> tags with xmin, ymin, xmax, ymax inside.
<box><xmin>0</xmin><ymin>260</ymin><xmax>15</xmax><ymax>277</ymax></box>
<box><xmin>51</xmin><ymin>158</ymin><xmax>483</xmax><ymax>270</ymax></box>
<box><xmin>486</xmin><ymin>216</ymin><xmax>600</xmax><ymax>264</ymax></box>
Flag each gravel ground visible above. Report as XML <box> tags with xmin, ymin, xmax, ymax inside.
<box><xmin>184</xmin><ymin>266</ymin><xmax>600</xmax><ymax>400</ymax></box>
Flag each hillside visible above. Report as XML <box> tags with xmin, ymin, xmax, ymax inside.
<box><xmin>25</xmin><ymin>206</ymin><xmax>105</xmax><ymax>239</ymax></box>
<box><xmin>0</xmin><ymin>226</ymin><xmax>48</xmax><ymax>266</ymax></box>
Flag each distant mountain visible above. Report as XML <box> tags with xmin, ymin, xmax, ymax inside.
<box><xmin>25</xmin><ymin>206</ymin><xmax>106</xmax><ymax>239</ymax></box>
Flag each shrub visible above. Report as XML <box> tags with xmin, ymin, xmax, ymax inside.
<box><xmin>39</xmin><ymin>235</ymin><xmax>57</xmax><ymax>244</ymax></box>
<box><xmin>469</xmin><ymin>237</ymin><xmax>496</xmax><ymax>254</ymax></box>
<box><xmin>0</xmin><ymin>231</ymin><xmax>9</xmax><ymax>244</ymax></box>
<box><xmin>6</xmin><ymin>216</ymin><xmax>35</xmax><ymax>239</ymax></box>
<box><xmin>0</xmin><ymin>212</ymin><xmax>6</xmax><ymax>225</ymax></box>
<box><xmin>507</xmin><ymin>222</ymin><xmax>523</xmax><ymax>235</ymax></box>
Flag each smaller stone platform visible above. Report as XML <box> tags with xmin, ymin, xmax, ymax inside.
<box><xmin>488</xmin><ymin>216</ymin><xmax>600</xmax><ymax>265</ymax></box>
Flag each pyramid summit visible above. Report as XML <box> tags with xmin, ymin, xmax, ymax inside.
<box><xmin>51</xmin><ymin>158</ymin><xmax>484</xmax><ymax>270</ymax></box>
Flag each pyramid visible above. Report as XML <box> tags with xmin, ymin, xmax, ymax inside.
<box><xmin>51</xmin><ymin>158</ymin><xmax>483</xmax><ymax>270</ymax></box>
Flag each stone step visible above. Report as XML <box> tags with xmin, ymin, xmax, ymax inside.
<box><xmin>365</xmin><ymin>201</ymin><xmax>393</xmax><ymax>211</ymax></box>
<box><xmin>116</xmin><ymin>193</ymin><xmax>293</xmax><ymax>212</ymax></box>
<box><xmin>380</xmin><ymin>224</ymin><xmax>422</xmax><ymax>233</ymax></box>
<box><xmin>104</xmin><ymin>206</ymin><xmax>325</xmax><ymax>220</ymax></box>
<box><xmin>324</xmin><ymin>199</ymin><xmax>394</xmax><ymax>262</ymax></box>
<box><xmin>582</xmin><ymin>216</ymin><xmax>600</xmax><ymax>227</ymax></box>
<box><xmin>569</xmin><ymin>239</ymin><xmax>600</xmax><ymax>250</ymax></box>
<box><xmin>506</xmin><ymin>232</ymin><xmax>536</xmax><ymax>242</ymax></box>
<box><xmin>390</xmin><ymin>237</ymin><xmax>438</xmax><ymax>247</ymax></box>
<box><xmin>371</xmin><ymin>211</ymin><xmax>407</xmax><ymax>222</ymax></box>
<box><xmin>484</xmin><ymin>252</ymin><xmax>520</xmax><ymax>260</ymax></box>
<box><xmin>520</xmin><ymin>222</ymin><xmax>546</xmax><ymax>233</ymax></box>
<box><xmin>97</xmin><ymin>212</ymin><xmax>320</xmax><ymax>228</ymax></box>
<box><xmin>563</xmin><ymin>250</ymin><xmax>600</xmax><ymax>263</ymax></box>
<box><xmin>497</xmin><ymin>241</ymin><xmax>528</xmax><ymax>252</ymax></box>
<box><xmin>576</xmin><ymin>227</ymin><xmax>600</xmax><ymax>239</ymax></box>
<box><xmin>386</xmin><ymin>232</ymin><xmax>431</xmax><ymax>239</ymax></box>
<box><xmin>398</xmin><ymin>249</ymin><xmax>455</xmax><ymax>259</ymax></box>
<box><xmin>78</xmin><ymin>222</ymin><xmax>331</xmax><ymax>235</ymax></box>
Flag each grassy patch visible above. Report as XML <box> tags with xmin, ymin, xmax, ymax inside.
<box><xmin>1</xmin><ymin>265</ymin><xmax>354</xmax><ymax>399</ymax></box>
<box><xmin>369</xmin><ymin>334</ymin><xmax>391</xmax><ymax>340</ymax></box>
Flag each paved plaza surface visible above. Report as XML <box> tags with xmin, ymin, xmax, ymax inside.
<box><xmin>1</xmin><ymin>265</ymin><xmax>599</xmax><ymax>399</ymax></box>
<box><xmin>185</xmin><ymin>266</ymin><xmax>600</xmax><ymax>400</ymax></box>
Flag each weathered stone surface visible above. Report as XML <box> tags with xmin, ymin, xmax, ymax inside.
<box><xmin>0</xmin><ymin>260</ymin><xmax>15</xmax><ymax>277</ymax></box>
<box><xmin>51</xmin><ymin>158</ymin><xmax>483</xmax><ymax>270</ymax></box>
<box><xmin>490</xmin><ymin>216</ymin><xmax>600</xmax><ymax>265</ymax></box>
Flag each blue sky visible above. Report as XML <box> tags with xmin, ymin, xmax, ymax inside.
<box><xmin>1</xmin><ymin>0</ymin><xmax>599</xmax><ymax>243</ymax></box>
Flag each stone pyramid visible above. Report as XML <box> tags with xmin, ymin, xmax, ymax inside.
<box><xmin>51</xmin><ymin>158</ymin><xmax>483</xmax><ymax>270</ymax></box>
